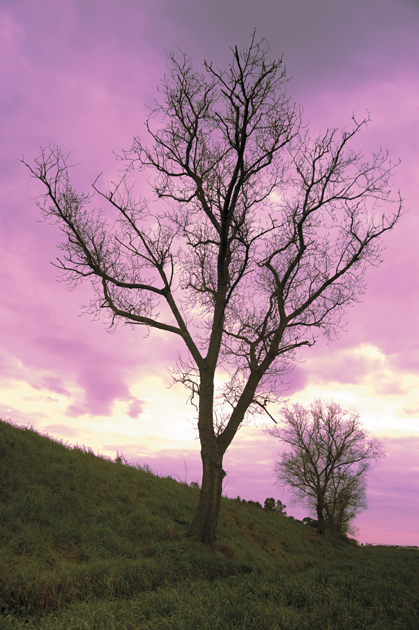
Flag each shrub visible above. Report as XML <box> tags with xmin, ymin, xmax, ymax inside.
<box><xmin>245</xmin><ymin>500</ymin><xmax>263</xmax><ymax>509</ymax></box>
<box><xmin>264</xmin><ymin>498</ymin><xmax>287</xmax><ymax>515</ymax></box>
<box><xmin>264</xmin><ymin>498</ymin><xmax>276</xmax><ymax>511</ymax></box>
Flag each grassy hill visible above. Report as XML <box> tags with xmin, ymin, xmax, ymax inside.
<box><xmin>0</xmin><ymin>418</ymin><xmax>418</xmax><ymax>629</ymax></box>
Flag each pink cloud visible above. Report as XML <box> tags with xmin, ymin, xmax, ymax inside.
<box><xmin>33</xmin><ymin>335</ymin><xmax>145</xmax><ymax>416</ymax></box>
<box><xmin>33</xmin><ymin>376</ymin><xmax>69</xmax><ymax>396</ymax></box>
<box><xmin>402</xmin><ymin>403</ymin><xmax>419</xmax><ymax>417</ymax></box>
<box><xmin>276</xmin><ymin>365</ymin><xmax>308</xmax><ymax>397</ymax></box>
<box><xmin>127</xmin><ymin>399</ymin><xmax>146</xmax><ymax>419</ymax></box>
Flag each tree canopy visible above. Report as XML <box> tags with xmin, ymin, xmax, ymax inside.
<box><xmin>23</xmin><ymin>33</ymin><xmax>401</xmax><ymax>545</ymax></box>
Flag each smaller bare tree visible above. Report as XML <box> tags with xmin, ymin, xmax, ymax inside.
<box><xmin>266</xmin><ymin>399</ymin><xmax>384</xmax><ymax>536</ymax></box>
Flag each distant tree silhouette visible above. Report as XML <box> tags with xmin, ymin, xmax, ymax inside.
<box><xmin>267</xmin><ymin>399</ymin><xmax>384</xmax><ymax>536</ymax></box>
<box><xmin>264</xmin><ymin>498</ymin><xmax>287</xmax><ymax>515</ymax></box>
<box><xmin>23</xmin><ymin>32</ymin><xmax>400</xmax><ymax>547</ymax></box>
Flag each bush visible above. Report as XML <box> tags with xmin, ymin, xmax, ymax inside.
<box><xmin>264</xmin><ymin>498</ymin><xmax>276</xmax><ymax>511</ymax></box>
<box><xmin>264</xmin><ymin>498</ymin><xmax>287</xmax><ymax>515</ymax></box>
<box><xmin>243</xmin><ymin>500</ymin><xmax>263</xmax><ymax>509</ymax></box>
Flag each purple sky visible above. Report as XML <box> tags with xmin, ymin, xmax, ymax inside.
<box><xmin>1</xmin><ymin>0</ymin><xmax>418</xmax><ymax>545</ymax></box>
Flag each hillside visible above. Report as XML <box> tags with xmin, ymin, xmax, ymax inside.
<box><xmin>1</xmin><ymin>418</ymin><xmax>417</xmax><ymax>630</ymax></box>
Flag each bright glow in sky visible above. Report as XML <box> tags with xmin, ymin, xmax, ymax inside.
<box><xmin>1</xmin><ymin>0</ymin><xmax>418</xmax><ymax>545</ymax></box>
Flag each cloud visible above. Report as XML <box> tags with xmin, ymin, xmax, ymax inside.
<box><xmin>127</xmin><ymin>398</ymin><xmax>146</xmax><ymax>419</ymax></box>
<box><xmin>278</xmin><ymin>365</ymin><xmax>308</xmax><ymax>397</ymax></box>
<box><xmin>401</xmin><ymin>403</ymin><xmax>419</xmax><ymax>417</ymax></box>
<box><xmin>298</xmin><ymin>344</ymin><xmax>412</xmax><ymax>398</ymax></box>
<box><xmin>33</xmin><ymin>335</ymin><xmax>131</xmax><ymax>415</ymax></box>
<box><xmin>65</xmin><ymin>402</ymin><xmax>89</xmax><ymax>419</ymax></box>
<box><xmin>36</xmin><ymin>376</ymin><xmax>69</xmax><ymax>396</ymax></box>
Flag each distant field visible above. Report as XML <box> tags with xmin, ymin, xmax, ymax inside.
<box><xmin>1</xmin><ymin>418</ymin><xmax>418</xmax><ymax>629</ymax></box>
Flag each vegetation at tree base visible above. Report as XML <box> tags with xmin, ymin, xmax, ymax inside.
<box><xmin>23</xmin><ymin>32</ymin><xmax>402</xmax><ymax>546</ymax></box>
<box><xmin>1</xmin><ymin>419</ymin><xmax>418</xmax><ymax>629</ymax></box>
<box><xmin>267</xmin><ymin>399</ymin><xmax>385</xmax><ymax>538</ymax></box>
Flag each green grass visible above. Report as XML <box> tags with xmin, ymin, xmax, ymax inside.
<box><xmin>0</xmin><ymin>418</ymin><xmax>418</xmax><ymax>629</ymax></box>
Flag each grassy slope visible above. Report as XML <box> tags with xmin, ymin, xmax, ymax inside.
<box><xmin>0</xmin><ymin>418</ymin><xmax>417</xmax><ymax>629</ymax></box>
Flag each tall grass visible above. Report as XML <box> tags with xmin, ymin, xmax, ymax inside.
<box><xmin>0</xmin><ymin>418</ymin><xmax>417</xmax><ymax>629</ymax></box>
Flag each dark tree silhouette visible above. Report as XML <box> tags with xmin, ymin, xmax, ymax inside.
<box><xmin>264</xmin><ymin>498</ymin><xmax>287</xmax><ymax>515</ymax></box>
<box><xmin>23</xmin><ymin>33</ymin><xmax>401</xmax><ymax>546</ymax></box>
<box><xmin>267</xmin><ymin>399</ymin><xmax>384</xmax><ymax>536</ymax></box>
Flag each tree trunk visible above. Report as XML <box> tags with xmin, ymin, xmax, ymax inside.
<box><xmin>186</xmin><ymin>445</ymin><xmax>226</xmax><ymax>547</ymax></box>
<box><xmin>316</xmin><ymin>503</ymin><xmax>325</xmax><ymax>535</ymax></box>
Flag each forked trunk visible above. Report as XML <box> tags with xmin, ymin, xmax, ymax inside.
<box><xmin>186</xmin><ymin>447</ymin><xmax>226</xmax><ymax>547</ymax></box>
<box><xmin>186</xmin><ymin>364</ymin><xmax>252</xmax><ymax>546</ymax></box>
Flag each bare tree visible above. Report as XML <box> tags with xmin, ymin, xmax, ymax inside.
<box><xmin>266</xmin><ymin>399</ymin><xmax>385</xmax><ymax>536</ymax></box>
<box><xmin>22</xmin><ymin>32</ymin><xmax>401</xmax><ymax>547</ymax></box>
